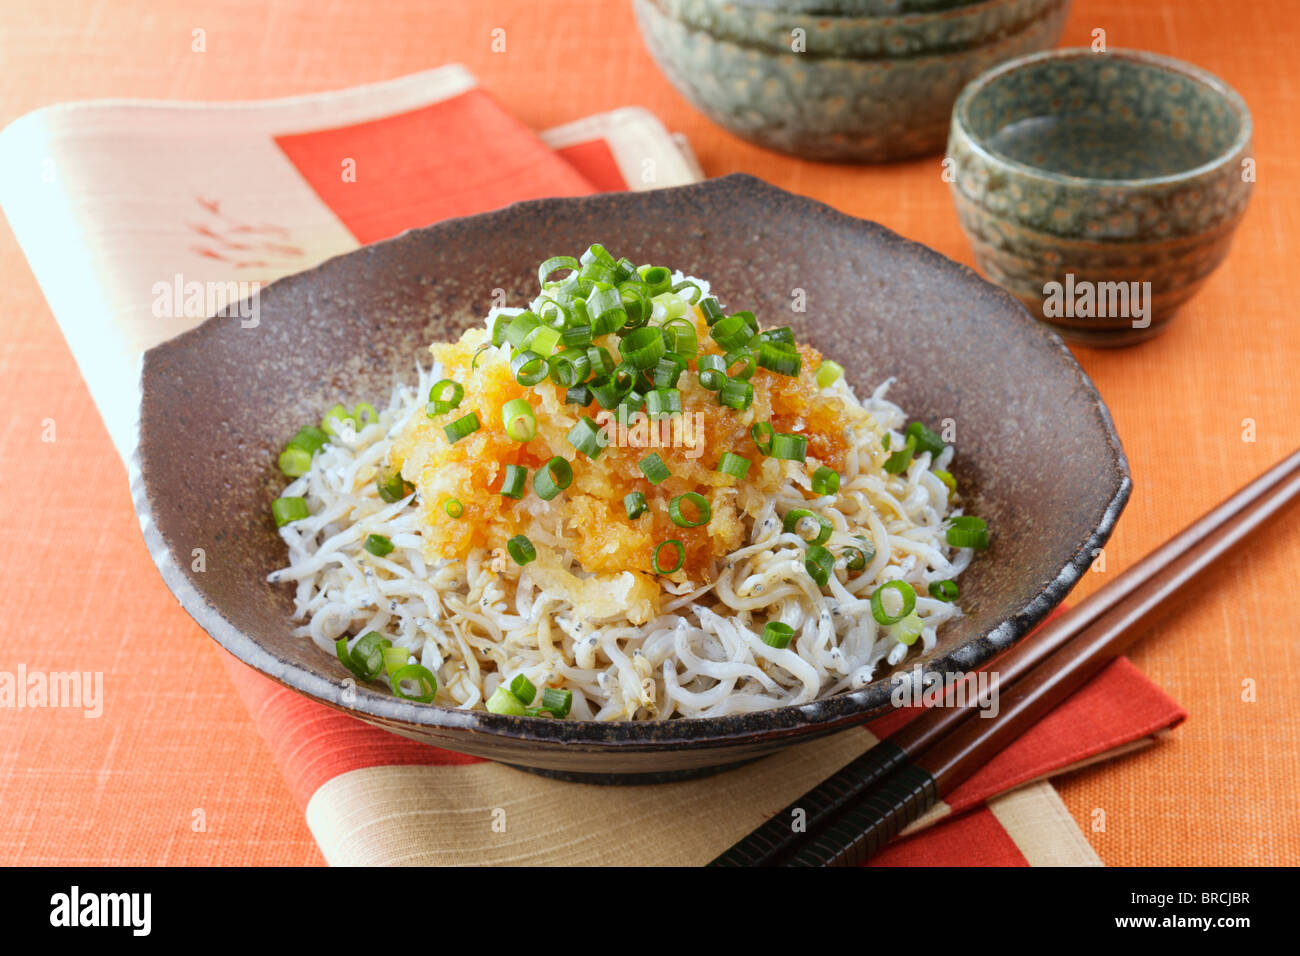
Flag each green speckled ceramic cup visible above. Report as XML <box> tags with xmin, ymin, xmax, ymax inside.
<box><xmin>948</xmin><ymin>48</ymin><xmax>1254</xmax><ymax>346</ymax></box>
<box><xmin>633</xmin><ymin>0</ymin><xmax>1070</xmax><ymax>162</ymax></box>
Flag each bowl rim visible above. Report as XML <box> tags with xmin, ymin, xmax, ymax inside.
<box><xmin>636</xmin><ymin>0</ymin><xmax>1069</xmax><ymax>67</ymax></box>
<box><xmin>660</xmin><ymin>0</ymin><xmax>1057</xmax><ymax>28</ymax></box>
<box><xmin>951</xmin><ymin>46</ymin><xmax>1254</xmax><ymax>190</ymax></box>
<box><xmin>723</xmin><ymin>0</ymin><xmax>991</xmax><ymax>17</ymax></box>
<box><xmin>134</xmin><ymin>174</ymin><xmax>1131</xmax><ymax>750</ymax></box>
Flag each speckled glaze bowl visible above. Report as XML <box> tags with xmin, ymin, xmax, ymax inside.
<box><xmin>948</xmin><ymin>48</ymin><xmax>1254</xmax><ymax>345</ymax></box>
<box><xmin>654</xmin><ymin>0</ymin><xmax>1065</xmax><ymax>59</ymax></box>
<box><xmin>739</xmin><ymin>0</ymin><xmax>983</xmax><ymax>13</ymax></box>
<box><xmin>634</xmin><ymin>0</ymin><xmax>1069</xmax><ymax>161</ymax></box>
<box><xmin>133</xmin><ymin>175</ymin><xmax>1129</xmax><ymax>783</ymax></box>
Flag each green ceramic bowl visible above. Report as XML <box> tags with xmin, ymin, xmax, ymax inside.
<box><xmin>738</xmin><ymin>0</ymin><xmax>981</xmax><ymax>13</ymax></box>
<box><xmin>653</xmin><ymin>0</ymin><xmax>1066</xmax><ymax>59</ymax></box>
<box><xmin>947</xmin><ymin>48</ymin><xmax>1254</xmax><ymax>345</ymax></box>
<box><xmin>633</xmin><ymin>0</ymin><xmax>1069</xmax><ymax>162</ymax></box>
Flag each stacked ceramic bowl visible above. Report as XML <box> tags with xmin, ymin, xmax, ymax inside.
<box><xmin>634</xmin><ymin>0</ymin><xmax>1071</xmax><ymax>162</ymax></box>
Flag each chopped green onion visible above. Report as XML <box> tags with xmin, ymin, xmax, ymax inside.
<box><xmin>321</xmin><ymin>403</ymin><xmax>355</xmax><ymax>437</ymax></box>
<box><xmin>946</xmin><ymin>515</ymin><xmax>989</xmax><ymax>549</ymax></box>
<box><xmin>390</xmin><ymin>663</ymin><xmax>437</xmax><ymax>702</ymax></box>
<box><xmin>486</xmin><ymin>685</ymin><xmax>526</xmax><ymax>716</ymax></box>
<box><xmin>587</xmin><ymin>346</ymin><xmax>615</xmax><ymax>378</ymax></box>
<box><xmin>278</xmin><ymin>446</ymin><xmax>312</xmax><ymax>477</ymax></box>
<box><xmin>719</xmin><ymin>378</ymin><xmax>754</xmax><ymax>410</ymax></box>
<box><xmin>624</xmin><ymin>491</ymin><xmax>647</xmax><ymax>519</ymax></box>
<box><xmin>596</xmin><ymin>365</ymin><xmax>637</xmax><ymax>406</ymax></box>
<box><xmin>383</xmin><ymin>645</ymin><xmax>412</xmax><ymax>675</ymax></box>
<box><xmin>934</xmin><ymin>469</ymin><xmax>957</xmax><ymax>493</ymax></box>
<box><xmin>698</xmin><ymin>354</ymin><xmax>726</xmax><ymax>391</ymax></box>
<box><xmin>699</xmin><ymin>298</ymin><xmax>724</xmax><ymax>326</ymax></box>
<box><xmin>724</xmin><ymin>349</ymin><xmax>756</xmax><ymax>381</ymax></box>
<box><xmin>444</xmin><ymin>412</ymin><xmax>481</xmax><ymax>444</ymax></box>
<box><xmin>581</xmin><ymin>243</ymin><xmax>615</xmax><ymax>267</ymax></box>
<box><xmin>619</xmin><ymin>282</ymin><xmax>652</xmax><ymax>327</ymax></box>
<box><xmin>892</xmin><ymin>611</ymin><xmax>925</xmax><ymax>646</ymax></box>
<box><xmin>538</xmin><ymin>687</ymin><xmax>572</xmax><ymax>718</ymax></box>
<box><xmin>363</xmin><ymin>533</ymin><xmax>394</xmax><ymax>557</ymax></box>
<box><xmin>501</xmin><ymin>398</ymin><xmax>537</xmax><ymax>442</ymax></box>
<box><xmin>523</xmin><ymin>324</ymin><xmax>561</xmax><ymax>357</ymax></box>
<box><xmin>783</xmin><ymin>508</ymin><xmax>832</xmax><ymax>545</ymax></box>
<box><xmin>287</xmin><ymin>425</ymin><xmax>329</xmax><ymax>455</ymax></box>
<box><xmin>443</xmin><ymin>498</ymin><xmax>464</xmax><ymax>518</ymax></box>
<box><xmin>929</xmin><ymin>579</ymin><xmax>959</xmax><ymax>602</ymax></box>
<box><xmin>507</xmin><ymin>534</ymin><xmax>537</xmax><ymax>566</ymax></box>
<box><xmin>811</xmin><ymin>465</ymin><xmax>840</xmax><ymax>496</ymax></box>
<box><xmin>710</xmin><ymin>314</ymin><xmax>752</xmax><ymax>352</ymax></box>
<box><xmin>638</xmin><ymin>452</ymin><xmax>671</xmax><ymax>485</ymax></box>
<box><xmin>500</xmin><ymin>464</ymin><xmax>527</xmax><ymax>499</ymax></box>
<box><xmin>905</xmin><ymin>421</ymin><xmax>946</xmax><ymax>458</ymax></box>
<box><xmin>770</xmin><ymin>433</ymin><xmax>808</xmax><ymax>462</ymax></box>
<box><xmin>646</xmin><ymin>388</ymin><xmax>682</xmax><ymax>418</ymax></box>
<box><xmin>662</xmin><ymin>317</ymin><xmax>698</xmax><ymax>358</ymax></box>
<box><xmin>561</xmin><ymin>324</ymin><xmax>593</xmax><ymax>349</ymax></box>
<box><xmin>651</xmin><ymin>294</ymin><xmax>686</xmax><ymax>323</ymax></box>
<box><xmin>652</xmin><ymin>539</ymin><xmax>685</xmax><ymax>574</ymax></box>
<box><xmin>757</xmin><ymin>341</ymin><xmax>801</xmax><ymax>376</ymax></box>
<box><xmin>567</xmin><ymin>416</ymin><xmax>606</xmax><ymax>458</ymax></box>
<box><xmin>671</xmin><ymin>280</ymin><xmax>703</xmax><ymax>304</ymax></box>
<box><xmin>816</xmin><ymin>360</ymin><xmax>844</xmax><ymax>388</ymax></box>
<box><xmin>510</xmin><ymin>349</ymin><xmax>548</xmax><ymax>387</ymax></box>
<box><xmin>751</xmin><ymin>422</ymin><xmax>775</xmax><ymax>455</ymax></box>
<box><xmin>871</xmin><ymin>580</ymin><xmax>917</xmax><ymax>626</ymax></box>
<box><xmin>653</xmin><ymin>354</ymin><xmax>688</xmax><ymax>389</ymax></box>
<box><xmin>669</xmin><ymin>492</ymin><xmax>711</xmax><ymax>528</ymax></box>
<box><xmin>586</xmin><ymin>283</ymin><xmax>629</xmax><ymax>335</ymax></box>
<box><xmin>491</xmin><ymin>314</ymin><xmax>511</xmax><ymax>347</ymax></box>
<box><xmin>618</xmin><ymin>389</ymin><xmax>646</xmax><ymax>417</ymax></box>
<box><xmin>883</xmin><ymin>434</ymin><xmax>917</xmax><ymax>474</ymax></box>
<box><xmin>272</xmin><ymin>496</ymin><xmax>309</xmax><ymax>527</ymax></box>
<box><xmin>376</xmin><ymin>465</ymin><xmax>414</xmax><ymax>503</ymax></box>
<box><xmin>762</xmin><ymin>621</ymin><xmax>794</xmax><ymax>649</ymax></box>
<box><xmin>471</xmin><ymin>344</ymin><xmax>492</xmax><ymax>368</ymax></box>
<box><xmin>619</xmin><ymin>326</ymin><xmax>667</xmax><ymax>370</ymax></box>
<box><xmin>804</xmin><ymin>545</ymin><xmax>835</xmax><ymax>587</ymax></box>
<box><xmin>565</xmin><ymin>383</ymin><xmax>593</xmax><ymax>406</ymax></box>
<box><xmin>589</xmin><ymin>374</ymin><xmax>627</xmax><ymax>410</ymax></box>
<box><xmin>641</xmin><ymin>266</ymin><xmax>672</xmax><ymax>296</ymax></box>
<box><xmin>534</xmin><ymin>297</ymin><xmax>570</xmax><ymax>328</ymax></box>
<box><xmin>548</xmin><ymin>348</ymin><xmax>591</xmax><ymax>387</ymax></box>
<box><xmin>509</xmin><ymin>673</ymin><xmax>537</xmax><ymax>706</ymax></box>
<box><xmin>427</xmin><ymin>379</ymin><xmax>465</xmax><ymax>416</ymax></box>
<box><xmin>534</xmin><ymin>457</ymin><xmax>573</xmax><ymax>500</ymax></box>
<box><xmin>581</xmin><ymin>257</ymin><xmax>617</xmax><ymax>286</ymax></box>
<box><xmin>757</xmin><ymin>327</ymin><xmax>795</xmax><ymax>345</ymax></box>
<box><xmin>333</xmin><ymin>638</ymin><xmax>361</xmax><ymax>679</ymax></box>
<box><xmin>336</xmin><ymin>631</ymin><xmax>390</xmax><ymax>681</ymax></box>
<box><xmin>538</xmin><ymin>255</ymin><xmax>580</xmax><ymax>287</ymax></box>
<box><xmin>504</xmin><ymin>311</ymin><xmax>541</xmax><ymax>349</ymax></box>
<box><xmin>716</xmin><ymin>452</ymin><xmax>750</xmax><ymax>479</ymax></box>
<box><xmin>843</xmin><ymin>546</ymin><xmax>868</xmax><ymax>571</ymax></box>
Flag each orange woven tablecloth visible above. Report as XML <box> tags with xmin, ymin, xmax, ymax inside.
<box><xmin>1</xmin><ymin>0</ymin><xmax>1296</xmax><ymax>866</ymax></box>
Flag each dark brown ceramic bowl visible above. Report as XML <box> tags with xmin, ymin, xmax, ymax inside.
<box><xmin>133</xmin><ymin>174</ymin><xmax>1129</xmax><ymax>783</ymax></box>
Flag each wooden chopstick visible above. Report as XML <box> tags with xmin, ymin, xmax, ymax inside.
<box><xmin>710</xmin><ymin>448</ymin><xmax>1300</xmax><ymax>867</ymax></box>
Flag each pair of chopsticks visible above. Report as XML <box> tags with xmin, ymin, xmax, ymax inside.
<box><xmin>711</xmin><ymin>448</ymin><xmax>1300</xmax><ymax>867</ymax></box>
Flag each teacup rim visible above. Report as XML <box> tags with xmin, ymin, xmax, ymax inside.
<box><xmin>951</xmin><ymin>46</ymin><xmax>1253</xmax><ymax>190</ymax></box>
